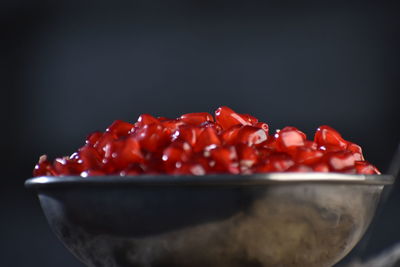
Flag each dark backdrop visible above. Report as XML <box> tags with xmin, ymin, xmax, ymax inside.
<box><xmin>1</xmin><ymin>1</ymin><xmax>399</xmax><ymax>266</ymax></box>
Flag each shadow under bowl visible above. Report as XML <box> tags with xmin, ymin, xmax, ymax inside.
<box><xmin>25</xmin><ymin>173</ymin><xmax>393</xmax><ymax>267</ymax></box>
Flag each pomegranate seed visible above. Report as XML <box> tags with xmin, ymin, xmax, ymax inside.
<box><xmin>263</xmin><ymin>135</ymin><xmax>277</xmax><ymax>150</ymax></box>
<box><xmin>106</xmin><ymin>120</ymin><xmax>134</xmax><ymax>138</ymax></box>
<box><xmin>172</xmin><ymin>125</ymin><xmax>201</xmax><ymax>147</ymax></box>
<box><xmin>33</xmin><ymin>155</ymin><xmax>57</xmax><ymax>176</ymax></box>
<box><xmin>78</xmin><ymin>145</ymin><xmax>102</xmax><ymax>170</ymax></box>
<box><xmin>33</xmin><ymin>106</ymin><xmax>380</xmax><ymax>176</ymax></box>
<box><xmin>303</xmin><ymin>140</ymin><xmax>318</xmax><ymax>150</ymax></box>
<box><xmin>326</xmin><ymin>151</ymin><xmax>356</xmax><ymax>171</ymax></box>
<box><xmin>157</xmin><ymin>117</ymin><xmax>170</xmax><ymax>122</ymax></box>
<box><xmin>209</xmin><ymin>146</ymin><xmax>239</xmax><ymax>174</ymax></box>
<box><xmin>295</xmin><ymin>147</ymin><xmax>324</xmax><ymax>165</ymax></box>
<box><xmin>240</xmin><ymin>113</ymin><xmax>259</xmax><ymax>125</ymax></box>
<box><xmin>180</xmin><ymin>112</ymin><xmax>214</xmax><ymax>125</ymax></box>
<box><xmin>53</xmin><ymin>157</ymin><xmax>83</xmax><ymax>175</ymax></box>
<box><xmin>215</xmin><ymin>106</ymin><xmax>251</xmax><ymax>130</ymax></box>
<box><xmin>109</xmin><ymin>137</ymin><xmax>144</xmax><ymax>170</ymax></box>
<box><xmin>256</xmin><ymin>153</ymin><xmax>295</xmax><ymax>172</ymax></box>
<box><xmin>355</xmin><ymin>161</ymin><xmax>381</xmax><ymax>174</ymax></box>
<box><xmin>236</xmin><ymin>144</ymin><xmax>258</xmax><ymax>171</ymax></box>
<box><xmin>199</xmin><ymin>121</ymin><xmax>223</xmax><ymax>134</ymax></box>
<box><xmin>236</xmin><ymin>126</ymin><xmax>268</xmax><ymax>146</ymax></box>
<box><xmin>161</xmin><ymin>119</ymin><xmax>186</xmax><ymax>133</ymax></box>
<box><xmin>136</xmin><ymin>114</ymin><xmax>159</xmax><ymax>127</ymax></box>
<box><xmin>275</xmin><ymin>127</ymin><xmax>306</xmax><ymax>151</ymax></box>
<box><xmin>347</xmin><ymin>143</ymin><xmax>365</xmax><ymax>161</ymax></box>
<box><xmin>221</xmin><ymin>125</ymin><xmax>242</xmax><ymax>145</ymax></box>
<box><xmin>313</xmin><ymin>163</ymin><xmax>330</xmax><ymax>172</ymax></box>
<box><xmin>255</xmin><ymin>122</ymin><xmax>269</xmax><ymax>134</ymax></box>
<box><xmin>85</xmin><ymin>131</ymin><xmax>103</xmax><ymax>146</ymax></box>
<box><xmin>314</xmin><ymin>125</ymin><xmax>348</xmax><ymax>151</ymax></box>
<box><xmin>174</xmin><ymin>162</ymin><xmax>207</xmax><ymax>175</ymax></box>
<box><xmin>120</xmin><ymin>163</ymin><xmax>145</xmax><ymax>176</ymax></box>
<box><xmin>135</xmin><ymin>124</ymin><xmax>169</xmax><ymax>152</ymax></box>
<box><xmin>93</xmin><ymin>132</ymin><xmax>116</xmax><ymax>157</ymax></box>
<box><xmin>193</xmin><ymin>127</ymin><xmax>221</xmax><ymax>152</ymax></box>
<box><xmin>257</xmin><ymin>147</ymin><xmax>274</xmax><ymax>162</ymax></box>
<box><xmin>162</xmin><ymin>142</ymin><xmax>192</xmax><ymax>172</ymax></box>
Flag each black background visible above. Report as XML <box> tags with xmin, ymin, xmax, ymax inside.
<box><xmin>1</xmin><ymin>1</ymin><xmax>399</xmax><ymax>266</ymax></box>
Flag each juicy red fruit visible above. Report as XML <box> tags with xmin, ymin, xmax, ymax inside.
<box><xmin>325</xmin><ymin>151</ymin><xmax>356</xmax><ymax>171</ymax></box>
<box><xmin>33</xmin><ymin>155</ymin><xmax>57</xmax><ymax>176</ymax></box>
<box><xmin>275</xmin><ymin>127</ymin><xmax>307</xmax><ymax>151</ymax></box>
<box><xmin>106</xmin><ymin>120</ymin><xmax>134</xmax><ymax>138</ymax></box>
<box><xmin>33</xmin><ymin>106</ymin><xmax>380</xmax><ymax>177</ymax></box>
<box><xmin>314</xmin><ymin>125</ymin><xmax>348</xmax><ymax>151</ymax></box>
<box><xmin>215</xmin><ymin>106</ymin><xmax>251</xmax><ymax>130</ymax></box>
<box><xmin>162</xmin><ymin>142</ymin><xmax>192</xmax><ymax>173</ymax></box>
<box><xmin>236</xmin><ymin>126</ymin><xmax>267</xmax><ymax>146</ymax></box>
<box><xmin>180</xmin><ymin>112</ymin><xmax>214</xmax><ymax>125</ymax></box>
<box><xmin>209</xmin><ymin>146</ymin><xmax>239</xmax><ymax>174</ymax></box>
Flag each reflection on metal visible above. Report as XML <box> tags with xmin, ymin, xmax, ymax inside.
<box><xmin>26</xmin><ymin>174</ymin><xmax>393</xmax><ymax>267</ymax></box>
<box><xmin>26</xmin><ymin>173</ymin><xmax>394</xmax><ymax>188</ymax></box>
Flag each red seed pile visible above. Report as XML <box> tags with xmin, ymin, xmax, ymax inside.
<box><xmin>33</xmin><ymin>106</ymin><xmax>380</xmax><ymax>177</ymax></box>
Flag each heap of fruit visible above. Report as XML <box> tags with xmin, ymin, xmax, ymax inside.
<box><xmin>33</xmin><ymin>106</ymin><xmax>380</xmax><ymax>177</ymax></box>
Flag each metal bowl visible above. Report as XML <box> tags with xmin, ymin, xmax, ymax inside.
<box><xmin>25</xmin><ymin>173</ymin><xmax>393</xmax><ymax>267</ymax></box>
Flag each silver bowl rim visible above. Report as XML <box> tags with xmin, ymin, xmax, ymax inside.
<box><xmin>25</xmin><ymin>173</ymin><xmax>394</xmax><ymax>189</ymax></box>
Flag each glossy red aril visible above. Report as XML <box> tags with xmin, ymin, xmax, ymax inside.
<box><xmin>106</xmin><ymin>120</ymin><xmax>134</xmax><ymax>138</ymax></box>
<box><xmin>173</xmin><ymin>162</ymin><xmax>207</xmax><ymax>175</ymax></box>
<box><xmin>85</xmin><ymin>131</ymin><xmax>103</xmax><ymax>146</ymax></box>
<box><xmin>215</xmin><ymin>106</ymin><xmax>251</xmax><ymax>130</ymax></box>
<box><xmin>109</xmin><ymin>137</ymin><xmax>144</xmax><ymax>169</ymax></box>
<box><xmin>355</xmin><ymin>161</ymin><xmax>380</xmax><ymax>174</ymax></box>
<box><xmin>33</xmin><ymin>106</ymin><xmax>381</xmax><ymax>176</ymax></box>
<box><xmin>161</xmin><ymin>119</ymin><xmax>186</xmax><ymax>133</ymax></box>
<box><xmin>77</xmin><ymin>145</ymin><xmax>102</xmax><ymax>170</ymax></box>
<box><xmin>255</xmin><ymin>122</ymin><xmax>269</xmax><ymax>133</ymax></box>
<box><xmin>172</xmin><ymin>126</ymin><xmax>201</xmax><ymax>147</ymax></box>
<box><xmin>157</xmin><ymin>116</ymin><xmax>170</xmax><ymax>122</ymax></box>
<box><xmin>347</xmin><ymin>143</ymin><xmax>365</xmax><ymax>161</ymax></box>
<box><xmin>304</xmin><ymin>140</ymin><xmax>318</xmax><ymax>150</ymax></box>
<box><xmin>193</xmin><ymin>127</ymin><xmax>221</xmax><ymax>152</ymax></box>
<box><xmin>199</xmin><ymin>121</ymin><xmax>223</xmax><ymax>134</ymax></box>
<box><xmin>93</xmin><ymin>132</ymin><xmax>115</xmax><ymax>157</ymax></box>
<box><xmin>53</xmin><ymin>157</ymin><xmax>83</xmax><ymax>175</ymax></box>
<box><xmin>256</xmin><ymin>153</ymin><xmax>295</xmax><ymax>172</ymax></box>
<box><xmin>314</xmin><ymin>125</ymin><xmax>348</xmax><ymax>151</ymax></box>
<box><xmin>135</xmin><ymin>124</ymin><xmax>169</xmax><ymax>152</ymax></box>
<box><xmin>236</xmin><ymin>144</ymin><xmax>258</xmax><ymax>171</ymax></box>
<box><xmin>263</xmin><ymin>135</ymin><xmax>277</xmax><ymax>150</ymax></box>
<box><xmin>221</xmin><ymin>125</ymin><xmax>242</xmax><ymax>145</ymax></box>
<box><xmin>313</xmin><ymin>163</ymin><xmax>330</xmax><ymax>172</ymax></box>
<box><xmin>120</xmin><ymin>163</ymin><xmax>145</xmax><ymax>176</ymax></box>
<box><xmin>136</xmin><ymin>114</ymin><xmax>159</xmax><ymax>128</ymax></box>
<box><xmin>295</xmin><ymin>147</ymin><xmax>323</xmax><ymax>165</ymax></box>
<box><xmin>33</xmin><ymin>155</ymin><xmax>57</xmax><ymax>176</ymax></box>
<box><xmin>209</xmin><ymin>146</ymin><xmax>239</xmax><ymax>174</ymax></box>
<box><xmin>180</xmin><ymin>112</ymin><xmax>214</xmax><ymax>125</ymax></box>
<box><xmin>275</xmin><ymin>127</ymin><xmax>306</xmax><ymax>151</ymax></box>
<box><xmin>241</xmin><ymin>114</ymin><xmax>259</xmax><ymax>125</ymax></box>
<box><xmin>326</xmin><ymin>151</ymin><xmax>356</xmax><ymax>171</ymax></box>
<box><xmin>236</xmin><ymin>126</ymin><xmax>267</xmax><ymax>146</ymax></box>
<box><xmin>257</xmin><ymin>147</ymin><xmax>274</xmax><ymax>162</ymax></box>
<box><xmin>162</xmin><ymin>142</ymin><xmax>192</xmax><ymax>172</ymax></box>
